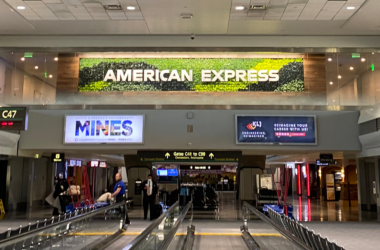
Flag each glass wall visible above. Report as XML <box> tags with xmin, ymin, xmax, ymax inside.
<box><xmin>0</xmin><ymin>51</ymin><xmax>378</xmax><ymax>107</ymax></box>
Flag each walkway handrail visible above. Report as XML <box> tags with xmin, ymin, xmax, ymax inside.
<box><xmin>266</xmin><ymin>206</ymin><xmax>345</xmax><ymax>250</ymax></box>
<box><xmin>0</xmin><ymin>200</ymin><xmax>132</xmax><ymax>247</ymax></box>
<box><xmin>158</xmin><ymin>201</ymin><xmax>192</xmax><ymax>250</ymax></box>
<box><xmin>242</xmin><ymin>202</ymin><xmax>312</xmax><ymax>250</ymax></box>
<box><xmin>123</xmin><ymin>201</ymin><xmax>180</xmax><ymax>250</ymax></box>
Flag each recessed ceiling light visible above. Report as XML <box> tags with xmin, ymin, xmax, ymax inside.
<box><xmin>347</xmin><ymin>6</ymin><xmax>355</xmax><ymax>10</ymax></box>
<box><xmin>235</xmin><ymin>6</ymin><xmax>244</xmax><ymax>10</ymax></box>
<box><xmin>21</xmin><ymin>57</ymin><xmax>25</xmax><ymax>61</ymax></box>
<box><xmin>338</xmin><ymin>75</ymin><xmax>342</xmax><ymax>79</ymax></box>
<box><xmin>49</xmin><ymin>74</ymin><xmax>53</xmax><ymax>78</ymax></box>
<box><xmin>361</xmin><ymin>58</ymin><xmax>366</xmax><ymax>62</ymax></box>
<box><xmin>35</xmin><ymin>66</ymin><xmax>38</xmax><ymax>69</ymax></box>
<box><xmin>54</xmin><ymin>57</ymin><xmax>58</xmax><ymax>61</ymax></box>
<box><xmin>328</xmin><ymin>58</ymin><xmax>332</xmax><ymax>61</ymax></box>
<box><xmin>350</xmin><ymin>66</ymin><xmax>354</xmax><ymax>70</ymax></box>
<box><xmin>17</xmin><ymin>6</ymin><xmax>25</xmax><ymax>10</ymax></box>
<box><xmin>126</xmin><ymin>6</ymin><xmax>135</xmax><ymax>10</ymax></box>
<box><xmin>330</xmin><ymin>81</ymin><xmax>333</xmax><ymax>85</ymax></box>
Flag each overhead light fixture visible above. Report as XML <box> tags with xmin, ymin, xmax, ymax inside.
<box><xmin>21</xmin><ymin>57</ymin><xmax>25</xmax><ymax>61</ymax></box>
<box><xmin>361</xmin><ymin>58</ymin><xmax>366</xmax><ymax>62</ymax></box>
<box><xmin>350</xmin><ymin>66</ymin><xmax>354</xmax><ymax>70</ymax></box>
<box><xmin>17</xmin><ymin>6</ymin><xmax>25</xmax><ymax>10</ymax></box>
<box><xmin>328</xmin><ymin>58</ymin><xmax>332</xmax><ymax>61</ymax></box>
<box><xmin>54</xmin><ymin>57</ymin><xmax>58</xmax><ymax>61</ymax></box>
<box><xmin>126</xmin><ymin>6</ymin><xmax>135</xmax><ymax>10</ymax></box>
<box><xmin>250</xmin><ymin>5</ymin><xmax>266</xmax><ymax>10</ymax></box>
<box><xmin>181</xmin><ymin>13</ymin><xmax>193</xmax><ymax>19</ymax></box>
<box><xmin>35</xmin><ymin>66</ymin><xmax>38</xmax><ymax>69</ymax></box>
<box><xmin>49</xmin><ymin>74</ymin><xmax>53</xmax><ymax>78</ymax></box>
<box><xmin>347</xmin><ymin>6</ymin><xmax>355</xmax><ymax>10</ymax></box>
<box><xmin>103</xmin><ymin>5</ymin><xmax>122</xmax><ymax>10</ymax></box>
<box><xmin>330</xmin><ymin>81</ymin><xmax>333</xmax><ymax>85</ymax></box>
<box><xmin>235</xmin><ymin>6</ymin><xmax>244</xmax><ymax>10</ymax></box>
<box><xmin>338</xmin><ymin>75</ymin><xmax>342</xmax><ymax>79</ymax></box>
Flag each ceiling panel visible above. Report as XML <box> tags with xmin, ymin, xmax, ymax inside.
<box><xmin>55</xmin><ymin>12</ymin><xmax>76</xmax><ymax>20</ymax></box>
<box><xmin>71</xmin><ymin>12</ymin><xmax>93</xmax><ymax>20</ymax></box>
<box><xmin>106</xmin><ymin>10</ymin><xmax>127</xmax><ymax>20</ymax></box>
<box><xmin>138</xmin><ymin>0</ymin><xmax>231</xmax><ymax>34</ymax></box>
<box><xmin>62</xmin><ymin>0</ymin><xmax>83</xmax><ymax>5</ymax></box>
<box><xmin>0</xmin><ymin>0</ymin><xmax>377</xmax><ymax>35</ymax></box>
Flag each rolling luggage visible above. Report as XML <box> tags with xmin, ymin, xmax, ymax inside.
<box><xmin>151</xmin><ymin>204</ymin><xmax>163</xmax><ymax>220</ymax></box>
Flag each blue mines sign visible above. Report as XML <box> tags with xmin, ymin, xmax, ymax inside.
<box><xmin>64</xmin><ymin>115</ymin><xmax>144</xmax><ymax>144</ymax></box>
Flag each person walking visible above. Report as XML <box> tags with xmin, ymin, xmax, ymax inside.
<box><xmin>53</xmin><ymin>175</ymin><xmax>69</xmax><ymax>215</ymax></box>
<box><xmin>141</xmin><ymin>174</ymin><xmax>158</xmax><ymax>220</ymax></box>
<box><xmin>108</xmin><ymin>173</ymin><xmax>130</xmax><ymax>225</ymax></box>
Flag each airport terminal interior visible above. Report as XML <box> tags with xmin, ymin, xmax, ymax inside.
<box><xmin>2</xmin><ymin>0</ymin><xmax>380</xmax><ymax>250</ymax></box>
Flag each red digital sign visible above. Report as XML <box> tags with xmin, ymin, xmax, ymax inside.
<box><xmin>1</xmin><ymin>122</ymin><xmax>14</xmax><ymax>126</ymax></box>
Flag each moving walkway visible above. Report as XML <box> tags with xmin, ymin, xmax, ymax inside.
<box><xmin>0</xmin><ymin>198</ymin><xmax>343</xmax><ymax>250</ymax></box>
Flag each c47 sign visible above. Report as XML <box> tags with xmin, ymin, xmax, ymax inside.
<box><xmin>2</xmin><ymin>110</ymin><xmax>17</xmax><ymax>119</ymax></box>
<box><xmin>0</xmin><ymin>107</ymin><xmax>28</xmax><ymax>131</ymax></box>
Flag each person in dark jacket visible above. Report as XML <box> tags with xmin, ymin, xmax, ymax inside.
<box><xmin>141</xmin><ymin>174</ymin><xmax>158</xmax><ymax>220</ymax></box>
<box><xmin>53</xmin><ymin>175</ymin><xmax>69</xmax><ymax>215</ymax></box>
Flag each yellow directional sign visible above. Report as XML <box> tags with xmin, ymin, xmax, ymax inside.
<box><xmin>138</xmin><ymin>151</ymin><xmax>242</xmax><ymax>162</ymax></box>
<box><xmin>0</xmin><ymin>199</ymin><xmax>5</xmax><ymax>215</ymax></box>
<box><xmin>165</xmin><ymin>153</ymin><xmax>170</xmax><ymax>159</ymax></box>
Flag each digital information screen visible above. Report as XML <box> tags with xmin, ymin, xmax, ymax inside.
<box><xmin>157</xmin><ymin>169</ymin><xmax>168</xmax><ymax>176</ymax></box>
<box><xmin>167</xmin><ymin>169</ymin><xmax>178</xmax><ymax>177</ymax></box>
<box><xmin>64</xmin><ymin>115</ymin><xmax>144</xmax><ymax>144</ymax></box>
<box><xmin>236</xmin><ymin>115</ymin><xmax>317</xmax><ymax>145</ymax></box>
<box><xmin>0</xmin><ymin>107</ymin><xmax>28</xmax><ymax>131</ymax></box>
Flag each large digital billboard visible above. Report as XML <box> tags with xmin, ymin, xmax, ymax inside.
<box><xmin>236</xmin><ymin>115</ymin><xmax>317</xmax><ymax>145</ymax></box>
<box><xmin>64</xmin><ymin>115</ymin><xmax>144</xmax><ymax>144</ymax></box>
<box><xmin>79</xmin><ymin>58</ymin><xmax>304</xmax><ymax>93</ymax></box>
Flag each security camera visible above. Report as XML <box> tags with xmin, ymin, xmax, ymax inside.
<box><xmin>191</xmin><ymin>34</ymin><xmax>195</xmax><ymax>40</ymax></box>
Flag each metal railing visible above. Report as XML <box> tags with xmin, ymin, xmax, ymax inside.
<box><xmin>123</xmin><ymin>201</ymin><xmax>179</xmax><ymax>250</ymax></box>
<box><xmin>124</xmin><ymin>201</ymin><xmax>193</xmax><ymax>250</ymax></box>
<box><xmin>158</xmin><ymin>201</ymin><xmax>192</xmax><ymax>250</ymax></box>
<box><xmin>266</xmin><ymin>207</ymin><xmax>345</xmax><ymax>250</ymax></box>
<box><xmin>242</xmin><ymin>202</ymin><xmax>312</xmax><ymax>250</ymax></box>
<box><xmin>0</xmin><ymin>200</ymin><xmax>132</xmax><ymax>250</ymax></box>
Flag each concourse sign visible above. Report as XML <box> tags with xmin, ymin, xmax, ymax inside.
<box><xmin>0</xmin><ymin>107</ymin><xmax>28</xmax><ymax>130</ymax></box>
<box><xmin>137</xmin><ymin>151</ymin><xmax>241</xmax><ymax>162</ymax></box>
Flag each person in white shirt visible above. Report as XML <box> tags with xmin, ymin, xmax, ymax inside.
<box><xmin>141</xmin><ymin>174</ymin><xmax>158</xmax><ymax>220</ymax></box>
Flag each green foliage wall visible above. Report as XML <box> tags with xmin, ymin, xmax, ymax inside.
<box><xmin>79</xmin><ymin>58</ymin><xmax>304</xmax><ymax>92</ymax></box>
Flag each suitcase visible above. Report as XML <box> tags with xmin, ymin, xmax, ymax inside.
<box><xmin>94</xmin><ymin>202</ymin><xmax>109</xmax><ymax>209</ymax></box>
<box><xmin>150</xmin><ymin>204</ymin><xmax>163</xmax><ymax>220</ymax></box>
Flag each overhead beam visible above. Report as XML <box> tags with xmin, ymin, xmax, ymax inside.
<box><xmin>0</xmin><ymin>35</ymin><xmax>380</xmax><ymax>52</ymax></box>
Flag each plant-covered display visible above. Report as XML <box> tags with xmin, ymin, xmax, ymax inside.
<box><xmin>78</xmin><ymin>58</ymin><xmax>304</xmax><ymax>92</ymax></box>
<box><xmin>274</xmin><ymin>79</ymin><xmax>305</xmax><ymax>92</ymax></box>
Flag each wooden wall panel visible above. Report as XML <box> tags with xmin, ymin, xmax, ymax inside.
<box><xmin>57</xmin><ymin>54</ymin><xmax>79</xmax><ymax>93</ymax></box>
<box><xmin>304</xmin><ymin>54</ymin><xmax>326</xmax><ymax>94</ymax></box>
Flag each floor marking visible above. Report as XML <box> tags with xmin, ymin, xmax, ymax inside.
<box><xmin>64</xmin><ymin>232</ymin><xmax>281</xmax><ymax>237</ymax></box>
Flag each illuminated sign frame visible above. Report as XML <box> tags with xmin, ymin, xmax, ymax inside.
<box><xmin>138</xmin><ymin>151</ymin><xmax>241</xmax><ymax>162</ymax></box>
<box><xmin>51</xmin><ymin>153</ymin><xmax>65</xmax><ymax>163</ymax></box>
<box><xmin>63</xmin><ymin>114</ymin><xmax>145</xmax><ymax>144</ymax></box>
<box><xmin>0</xmin><ymin>107</ymin><xmax>28</xmax><ymax>131</ymax></box>
<box><xmin>235</xmin><ymin>114</ymin><xmax>317</xmax><ymax>145</ymax></box>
